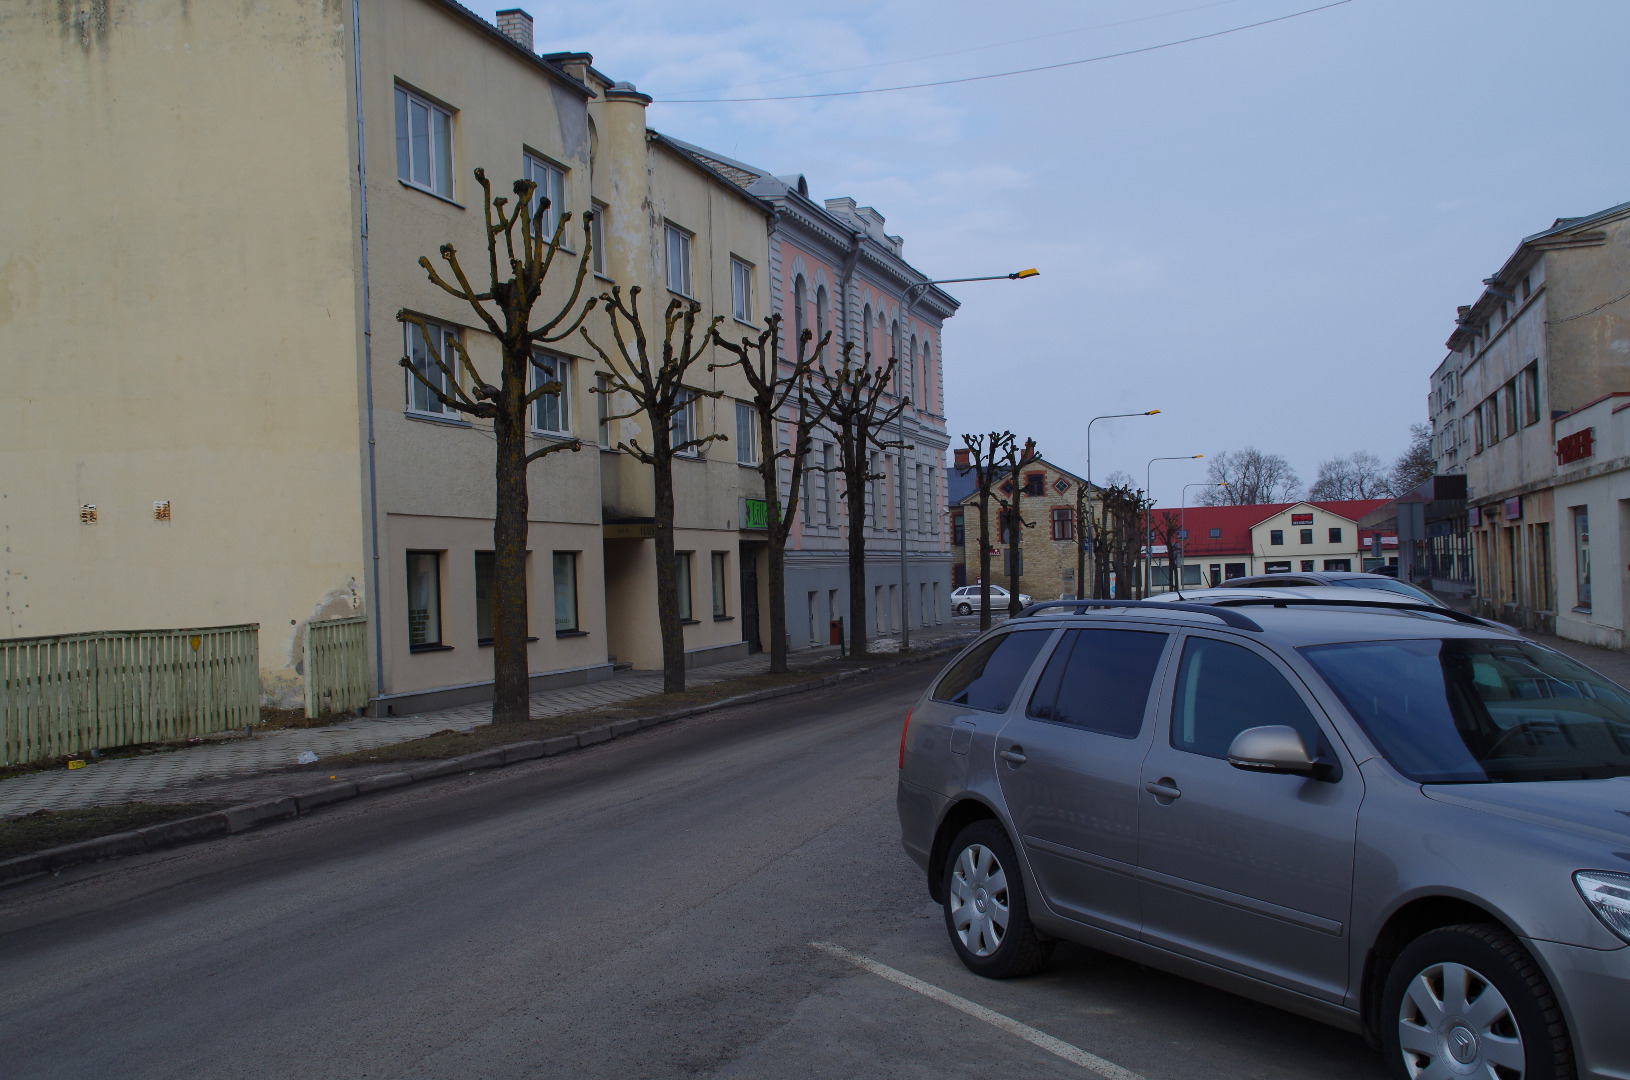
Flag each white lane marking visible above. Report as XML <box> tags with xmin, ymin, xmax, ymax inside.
<box><xmin>811</xmin><ymin>941</ymin><xmax>1145</xmax><ymax>1080</ymax></box>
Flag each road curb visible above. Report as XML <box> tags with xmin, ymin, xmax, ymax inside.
<box><xmin>0</xmin><ymin>639</ymin><xmax>968</xmax><ymax>888</ymax></box>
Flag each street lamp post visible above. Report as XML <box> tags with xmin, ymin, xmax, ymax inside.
<box><xmin>1144</xmin><ymin>454</ymin><xmax>1203</xmax><ymax>595</ymax></box>
<box><xmin>1083</xmin><ymin>410</ymin><xmax>1159</xmax><ymax>599</ymax></box>
<box><xmin>894</xmin><ymin>268</ymin><xmax>1037</xmax><ymax>650</ymax></box>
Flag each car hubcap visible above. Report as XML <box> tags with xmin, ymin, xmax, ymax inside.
<box><xmin>949</xmin><ymin>843</ymin><xmax>1009</xmax><ymax>957</ymax></box>
<box><xmin>1397</xmin><ymin>961</ymin><xmax>1524</xmax><ymax>1078</ymax></box>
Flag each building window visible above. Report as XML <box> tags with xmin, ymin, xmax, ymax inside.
<box><xmin>406</xmin><ymin>551</ymin><xmax>442</xmax><ymax>648</ymax></box>
<box><xmin>792</xmin><ymin>275</ymin><xmax>807</xmax><ymax>347</ymax></box>
<box><xmin>735</xmin><ymin>401</ymin><xmax>758</xmax><ymax>465</ymax></box>
<box><xmin>1522</xmin><ymin>363</ymin><xmax>1540</xmax><ymax>426</ymax></box>
<box><xmin>553</xmin><ymin>551</ymin><xmax>579</xmax><ymax>632</ymax></box>
<box><xmin>531</xmin><ymin>353</ymin><xmax>570</xmax><ymax>434</ymax></box>
<box><xmin>1503</xmin><ymin>381</ymin><xmax>1518</xmax><ymax>438</ymax></box>
<box><xmin>711</xmin><ymin>552</ymin><xmax>728</xmax><ymax>617</ymax></box>
<box><xmin>671</xmin><ymin>388</ymin><xmax>699</xmax><ymax>453</ymax></box>
<box><xmin>862</xmin><ymin>303</ymin><xmax>872</xmax><ymax>358</ymax></box>
<box><xmin>1487</xmin><ymin>395</ymin><xmax>1500</xmax><ymax>445</ymax></box>
<box><xmin>676</xmin><ymin>552</ymin><xmax>694</xmax><ymax>621</ymax></box>
<box><xmin>1301</xmin><ymin>560</ymin><xmax>1315</xmax><ymax>572</ymax></box>
<box><xmin>1269</xmin><ymin>529</ymin><xmax>1284</xmax><ymax>546</ymax></box>
<box><xmin>395</xmin><ymin>86</ymin><xmax>453</xmax><ymax>199</ymax></box>
<box><xmin>524</xmin><ymin>153</ymin><xmax>566</xmax><ymax>242</ymax></box>
<box><xmin>1328</xmin><ymin>528</ymin><xmax>1342</xmax><ymax>544</ymax></box>
<box><xmin>815</xmin><ymin>285</ymin><xmax>828</xmax><ymax>346</ymax></box>
<box><xmin>596</xmin><ymin>374</ymin><xmax>612</xmax><ymax>448</ymax></box>
<box><xmin>474</xmin><ymin>551</ymin><xmax>494</xmax><ymax>644</ymax></box>
<box><xmin>1474</xmin><ymin>402</ymin><xmax>1486</xmax><ymax>453</ymax></box>
<box><xmin>731</xmin><ymin>257</ymin><xmax>753</xmax><ymax>323</ymax></box>
<box><xmin>1264</xmin><ymin>561</ymin><xmax>1291</xmax><ymax>574</ymax></box>
<box><xmin>405</xmin><ymin>319</ymin><xmax>459</xmax><ymax>415</ymax></box>
<box><xmin>590</xmin><ymin>202</ymin><xmax>607</xmax><ymax>276</ymax></box>
<box><xmin>1023</xmin><ymin>472</ymin><xmax>1045</xmax><ymax>497</ymax></box>
<box><xmin>1209</xmin><ymin>528</ymin><xmax>1221</xmax><ymax>539</ymax></box>
<box><xmin>1574</xmin><ymin>507</ymin><xmax>1591</xmax><ymax>610</ymax></box>
<box><xmin>926</xmin><ymin>466</ymin><xmax>937</xmax><ymax>534</ymax></box>
<box><xmin>1299</xmin><ymin>528</ymin><xmax>1314</xmax><ymax>544</ymax></box>
<box><xmin>1323</xmin><ymin>559</ymin><xmax>1351</xmax><ymax>571</ymax></box>
<box><xmin>823</xmin><ymin>445</ymin><xmax>836</xmax><ymax>526</ymax></box>
<box><xmin>952</xmin><ymin>511</ymin><xmax>965</xmax><ymax>547</ymax></box>
<box><xmin>665</xmin><ymin>224</ymin><xmax>693</xmax><ymax>297</ymax></box>
<box><xmin>1051</xmin><ymin>507</ymin><xmax>1074</xmax><ymax>541</ymax></box>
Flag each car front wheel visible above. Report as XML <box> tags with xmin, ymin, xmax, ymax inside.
<box><xmin>955</xmin><ymin>602</ymin><xmax>972</xmax><ymax>616</ymax></box>
<box><xmin>942</xmin><ymin>820</ymin><xmax>1052</xmax><ymax>978</ymax></box>
<box><xmin>1381</xmin><ymin>923</ymin><xmax>1573</xmax><ymax>1080</ymax></box>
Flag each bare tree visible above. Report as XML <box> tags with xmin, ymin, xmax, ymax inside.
<box><xmin>817</xmin><ymin>344</ymin><xmax>905</xmax><ymax>658</ymax></box>
<box><xmin>1390</xmin><ymin>423</ymin><xmax>1434</xmax><ymax>494</ymax></box>
<box><xmin>1091</xmin><ymin>481</ymin><xmax>1149</xmax><ymax>599</ymax></box>
<box><xmin>399</xmin><ymin>170</ymin><xmax>596</xmax><ymax>723</ymax></box>
<box><xmin>994</xmin><ymin>438</ymin><xmax>1041</xmax><ymax>616</ymax></box>
<box><xmin>1309</xmin><ymin>450</ymin><xmax>1391</xmax><ymax>500</ymax></box>
<box><xmin>957</xmin><ymin>431</ymin><xmax>1016</xmax><ymax>631</ymax></box>
<box><xmin>1073</xmin><ymin>480</ymin><xmax>1095</xmax><ymax>599</ymax></box>
<box><xmin>580</xmin><ymin>288</ymin><xmax>725</xmax><ymax>693</ymax></box>
<box><xmin>1150</xmin><ymin>510</ymin><xmax>1185</xmax><ymax>594</ymax></box>
<box><xmin>1195</xmin><ymin>448</ymin><xmax>1301</xmax><ymax>505</ymax></box>
<box><xmin>711</xmin><ymin>316</ymin><xmax>834</xmax><ymax>673</ymax></box>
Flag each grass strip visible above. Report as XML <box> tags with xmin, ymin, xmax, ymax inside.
<box><xmin>0</xmin><ymin>803</ymin><xmax>226</xmax><ymax>861</ymax></box>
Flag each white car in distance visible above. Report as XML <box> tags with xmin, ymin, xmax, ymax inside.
<box><xmin>951</xmin><ymin>585</ymin><xmax>1033</xmax><ymax>616</ymax></box>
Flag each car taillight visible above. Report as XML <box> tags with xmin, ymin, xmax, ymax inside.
<box><xmin>898</xmin><ymin>708</ymin><xmax>913</xmax><ymax>769</ymax></box>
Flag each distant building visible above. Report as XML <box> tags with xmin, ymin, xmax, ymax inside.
<box><xmin>951</xmin><ymin>456</ymin><xmax>1090</xmax><ymax>601</ymax></box>
<box><xmin>1146</xmin><ymin>501</ymin><xmax>1393</xmax><ymax>590</ymax></box>
<box><xmin>1437</xmin><ymin>200</ymin><xmax>1630</xmax><ymax>635</ymax></box>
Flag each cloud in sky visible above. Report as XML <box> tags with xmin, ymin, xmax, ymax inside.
<box><xmin>481</xmin><ymin>0</ymin><xmax>1630</xmax><ymax>504</ymax></box>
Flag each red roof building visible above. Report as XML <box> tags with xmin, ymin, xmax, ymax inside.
<box><xmin>1150</xmin><ymin>499</ymin><xmax>1395</xmax><ymax>588</ymax></box>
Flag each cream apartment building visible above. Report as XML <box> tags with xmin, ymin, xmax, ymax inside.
<box><xmin>1</xmin><ymin>0</ymin><xmax>767</xmax><ymax>713</ymax></box>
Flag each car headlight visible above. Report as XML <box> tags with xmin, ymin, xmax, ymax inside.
<box><xmin>1575</xmin><ymin>870</ymin><xmax>1630</xmax><ymax>943</ymax></box>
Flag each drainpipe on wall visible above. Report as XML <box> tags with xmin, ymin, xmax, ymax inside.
<box><xmin>351</xmin><ymin>0</ymin><xmax>387</xmax><ymax>706</ymax></box>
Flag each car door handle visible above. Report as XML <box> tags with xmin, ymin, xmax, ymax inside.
<box><xmin>1145</xmin><ymin>779</ymin><xmax>1182</xmax><ymax>800</ymax></box>
<box><xmin>999</xmin><ymin>749</ymin><xmax>1027</xmax><ymax>764</ymax></box>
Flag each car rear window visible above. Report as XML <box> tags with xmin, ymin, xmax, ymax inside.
<box><xmin>1026</xmin><ymin>629</ymin><xmax>1169</xmax><ymax>737</ymax></box>
<box><xmin>933</xmin><ymin>630</ymin><xmax>1052</xmax><ymax>713</ymax></box>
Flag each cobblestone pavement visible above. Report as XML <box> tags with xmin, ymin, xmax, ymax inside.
<box><xmin>0</xmin><ymin>623</ymin><xmax>978</xmax><ymax>818</ymax></box>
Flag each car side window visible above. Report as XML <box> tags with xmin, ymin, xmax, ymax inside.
<box><xmin>933</xmin><ymin>630</ymin><xmax>1052</xmax><ymax>713</ymax></box>
<box><xmin>1170</xmin><ymin>636</ymin><xmax>1324</xmax><ymax>758</ymax></box>
<box><xmin>1028</xmin><ymin>629</ymin><xmax>1168</xmax><ymax>738</ymax></box>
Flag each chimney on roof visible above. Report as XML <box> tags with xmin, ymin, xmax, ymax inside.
<box><xmin>954</xmin><ymin>448</ymin><xmax>970</xmax><ymax>470</ymax></box>
<box><xmin>496</xmin><ymin>9</ymin><xmax>534</xmax><ymax>53</ymax></box>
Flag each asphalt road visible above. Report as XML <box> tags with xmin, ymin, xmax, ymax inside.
<box><xmin>0</xmin><ymin>663</ymin><xmax>1388</xmax><ymax>1080</ymax></box>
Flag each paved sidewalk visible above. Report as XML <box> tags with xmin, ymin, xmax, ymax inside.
<box><xmin>0</xmin><ymin>623</ymin><xmax>977</xmax><ymax>818</ymax></box>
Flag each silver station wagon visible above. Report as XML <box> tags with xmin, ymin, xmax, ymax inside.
<box><xmin>897</xmin><ymin>596</ymin><xmax>1630</xmax><ymax>1080</ymax></box>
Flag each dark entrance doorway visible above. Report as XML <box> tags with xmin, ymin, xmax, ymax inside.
<box><xmin>740</xmin><ymin>543</ymin><xmax>761</xmax><ymax>653</ymax></box>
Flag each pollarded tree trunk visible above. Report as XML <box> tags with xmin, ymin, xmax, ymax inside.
<box><xmin>491</xmin><ymin>402</ymin><xmax>531</xmax><ymax>717</ymax></box>
<box><xmin>651</xmin><ymin>431</ymin><xmax>685</xmax><ymax>694</ymax></box>
<box><xmin>846</xmin><ymin>461</ymin><xmax>871</xmax><ymax>656</ymax></box>
<box><xmin>976</xmin><ymin>498</ymin><xmax>993</xmax><ymax>631</ymax></box>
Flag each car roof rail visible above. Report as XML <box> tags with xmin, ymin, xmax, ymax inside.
<box><xmin>1016</xmin><ymin>599</ymin><xmax>1263</xmax><ymax>632</ymax></box>
<box><xmin>1205</xmin><ymin>596</ymin><xmax>1493</xmax><ymax>627</ymax></box>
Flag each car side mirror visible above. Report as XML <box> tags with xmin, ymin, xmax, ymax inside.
<box><xmin>1227</xmin><ymin>725</ymin><xmax>1320</xmax><ymax>777</ymax></box>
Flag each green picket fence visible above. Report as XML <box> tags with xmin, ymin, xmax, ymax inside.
<box><xmin>1</xmin><ymin>624</ymin><xmax>260</xmax><ymax>765</ymax></box>
<box><xmin>303</xmin><ymin>616</ymin><xmax>369</xmax><ymax>720</ymax></box>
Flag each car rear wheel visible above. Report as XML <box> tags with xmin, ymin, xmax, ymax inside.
<box><xmin>955</xmin><ymin>602</ymin><xmax>973</xmax><ymax>616</ymax></box>
<box><xmin>1381</xmin><ymin>923</ymin><xmax>1572</xmax><ymax>1080</ymax></box>
<box><xmin>942</xmin><ymin>820</ymin><xmax>1052</xmax><ymax>978</ymax></box>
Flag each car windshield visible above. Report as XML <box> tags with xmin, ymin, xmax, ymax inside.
<box><xmin>1300</xmin><ymin>638</ymin><xmax>1630</xmax><ymax>782</ymax></box>
<box><xmin>1334</xmin><ymin>576</ymin><xmax>1443</xmax><ymax>606</ymax></box>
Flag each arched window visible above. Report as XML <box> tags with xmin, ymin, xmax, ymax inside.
<box><xmin>792</xmin><ymin>275</ymin><xmax>807</xmax><ymax>352</ymax></box>
<box><xmin>890</xmin><ymin>319</ymin><xmax>900</xmax><ymax>395</ymax></box>
<box><xmin>814</xmin><ymin>285</ymin><xmax>828</xmax><ymax>367</ymax></box>
<box><xmin>922</xmin><ymin>340</ymin><xmax>933</xmax><ymax>411</ymax></box>
<box><xmin>908</xmin><ymin>333</ymin><xmax>918</xmax><ymax>401</ymax></box>
<box><xmin>862</xmin><ymin>303</ymin><xmax>872</xmax><ymax>359</ymax></box>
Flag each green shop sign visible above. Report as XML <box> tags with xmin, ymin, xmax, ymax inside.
<box><xmin>741</xmin><ymin>497</ymin><xmax>780</xmax><ymax>531</ymax></box>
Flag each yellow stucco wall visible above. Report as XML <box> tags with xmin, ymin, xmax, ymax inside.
<box><xmin>0</xmin><ymin>0</ymin><xmax>367</xmax><ymax>703</ymax></box>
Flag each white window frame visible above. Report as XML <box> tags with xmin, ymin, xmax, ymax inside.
<box><xmin>524</xmin><ymin>152</ymin><xmax>568</xmax><ymax>246</ymax></box>
<box><xmin>404</xmin><ymin>318</ymin><xmax>460</xmax><ymax>416</ymax></box>
<box><xmin>590</xmin><ymin>201</ymin><xmax>608</xmax><ymax>277</ymax></box>
<box><xmin>671</xmin><ymin>388</ymin><xmax>700</xmax><ymax>455</ymax></box>
<box><xmin>596</xmin><ymin>373</ymin><xmax>613</xmax><ymax>448</ymax></box>
<box><xmin>676</xmin><ymin>551</ymin><xmax>694</xmax><ymax>621</ymax></box>
<box><xmin>731</xmin><ymin>258</ymin><xmax>754</xmax><ymax>323</ymax></box>
<box><xmin>530</xmin><ymin>352</ymin><xmax>571</xmax><ymax>436</ymax></box>
<box><xmin>711</xmin><ymin>551</ymin><xmax>728</xmax><ymax>618</ymax></box>
<box><xmin>665</xmin><ymin>223</ymin><xmax>693</xmax><ymax>298</ymax></box>
<box><xmin>395</xmin><ymin>85</ymin><xmax>454</xmax><ymax>200</ymax></box>
<box><xmin>735</xmin><ymin>401</ymin><xmax>758</xmax><ymax>465</ymax></box>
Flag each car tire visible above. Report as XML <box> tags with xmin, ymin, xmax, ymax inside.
<box><xmin>942</xmin><ymin>820</ymin><xmax>1052</xmax><ymax>979</ymax></box>
<box><xmin>955</xmin><ymin>602</ymin><xmax>972</xmax><ymax>616</ymax></box>
<box><xmin>1380</xmin><ymin>923</ymin><xmax>1573</xmax><ymax>1080</ymax></box>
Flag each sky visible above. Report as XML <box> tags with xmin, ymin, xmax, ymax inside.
<box><xmin>481</xmin><ymin>0</ymin><xmax>1630</xmax><ymax>508</ymax></box>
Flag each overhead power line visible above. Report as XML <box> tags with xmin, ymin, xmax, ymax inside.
<box><xmin>670</xmin><ymin>0</ymin><xmax>1254</xmax><ymax>96</ymax></box>
<box><xmin>659</xmin><ymin>0</ymin><xmax>1355</xmax><ymax>104</ymax></box>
